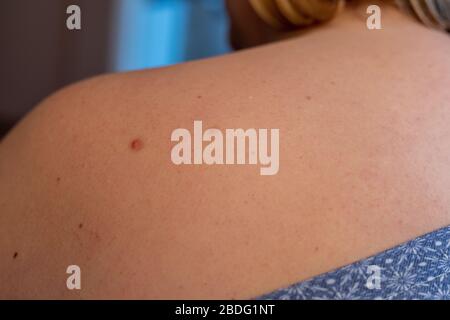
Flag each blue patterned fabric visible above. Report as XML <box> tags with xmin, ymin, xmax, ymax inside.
<box><xmin>257</xmin><ymin>225</ymin><xmax>450</xmax><ymax>300</ymax></box>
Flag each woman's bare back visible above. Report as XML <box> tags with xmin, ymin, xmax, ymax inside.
<box><xmin>1</xmin><ymin>9</ymin><xmax>450</xmax><ymax>299</ymax></box>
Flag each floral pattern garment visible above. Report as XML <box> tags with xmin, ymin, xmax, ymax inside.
<box><xmin>257</xmin><ymin>225</ymin><xmax>450</xmax><ymax>300</ymax></box>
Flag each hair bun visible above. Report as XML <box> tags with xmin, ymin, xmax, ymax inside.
<box><xmin>249</xmin><ymin>0</ymin><xmax>344</xmax><ymax>30</ymax></box>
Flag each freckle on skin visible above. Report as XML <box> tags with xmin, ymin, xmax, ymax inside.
<box><xmin>130</xmin><ymin>138</ymin><xmax>143</xmax><ymax>151</ymax></box>
<box><xmin>56</xmin><ymin>177</ymin><xmax>61</xmax><ymax>183</ymax></box>
<box><xmin>79</xmin><ymin>223</ymin><xmax>83</xmax><ymax>229</ymax></box>
<box><xmin>197</xmin><ymin>95</ymin><xmax>202</xmax><ymax>99</ymax></box>
<box><xmin>306</xmin><ymin>95</ymin><xmax>312</xmax><ymax>100</ymax></box>
<box><xmin>13</xmin><ymin>252</ymin><xmax>18</xmax><ymax>259</ymax></box>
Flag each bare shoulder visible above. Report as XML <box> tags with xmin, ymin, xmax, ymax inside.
<box><xmin>0</xmin><ymin>70</ymin><xmax>171</xmax><ymax>298</ymax></box>
<box><xmin>0</xmin><ymin>59</ymin><xmax>262</xmax><ymax>298</ymax></box>
<box><xmin>1</xmin><ymin>26</ymin><xmax>450</xmax><ymax>299</ymax></box>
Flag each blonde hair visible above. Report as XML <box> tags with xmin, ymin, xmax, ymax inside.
<box><xmin>249</xmin><ymin>0</ymin><xmax>450</xmax><ymax>32</ymax></box>
<box><xmin>249</xmin><ymin>0</ymin><xmax>344</xmax><ymax>29</ymax></box>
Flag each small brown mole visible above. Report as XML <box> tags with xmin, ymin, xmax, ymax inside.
<box><xmin>13</xmin><ymin>252</ymin><xmax>18</xmax><ymax>259</ymax></box>
<box><xmin>197</xmin><ymin>95</ymin><xmax>202</xmax><ymax>99</ymax></box>
<box><xmin>130</xmin><ymin>138</ymin><xmax>144</xmax><ymax>151</ymax></box>
<box><xmin>78</xmin><ymin>223</ymin><xmax>83</xmax><ymax>229</ymax></box>
<box><xmin>306</xmin><ymin>95</ymin><xmax>312</xmax><ymax>101</ymax></box>
<box><xmin>56</xmin><ymin>177</ymin><xmax>61</xmax><ymax>183</ymax></box>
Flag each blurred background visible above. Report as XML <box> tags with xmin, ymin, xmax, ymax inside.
<box><xmin>0</xmin><ymin>0</ymin><xmax>231</xmax><ymax>137</ymax></box>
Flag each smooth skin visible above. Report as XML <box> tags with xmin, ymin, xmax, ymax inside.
<box><xmin>0</xmin><ymin>2</ymin><xmax>450</xmax><ymax>299</ymax></box>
